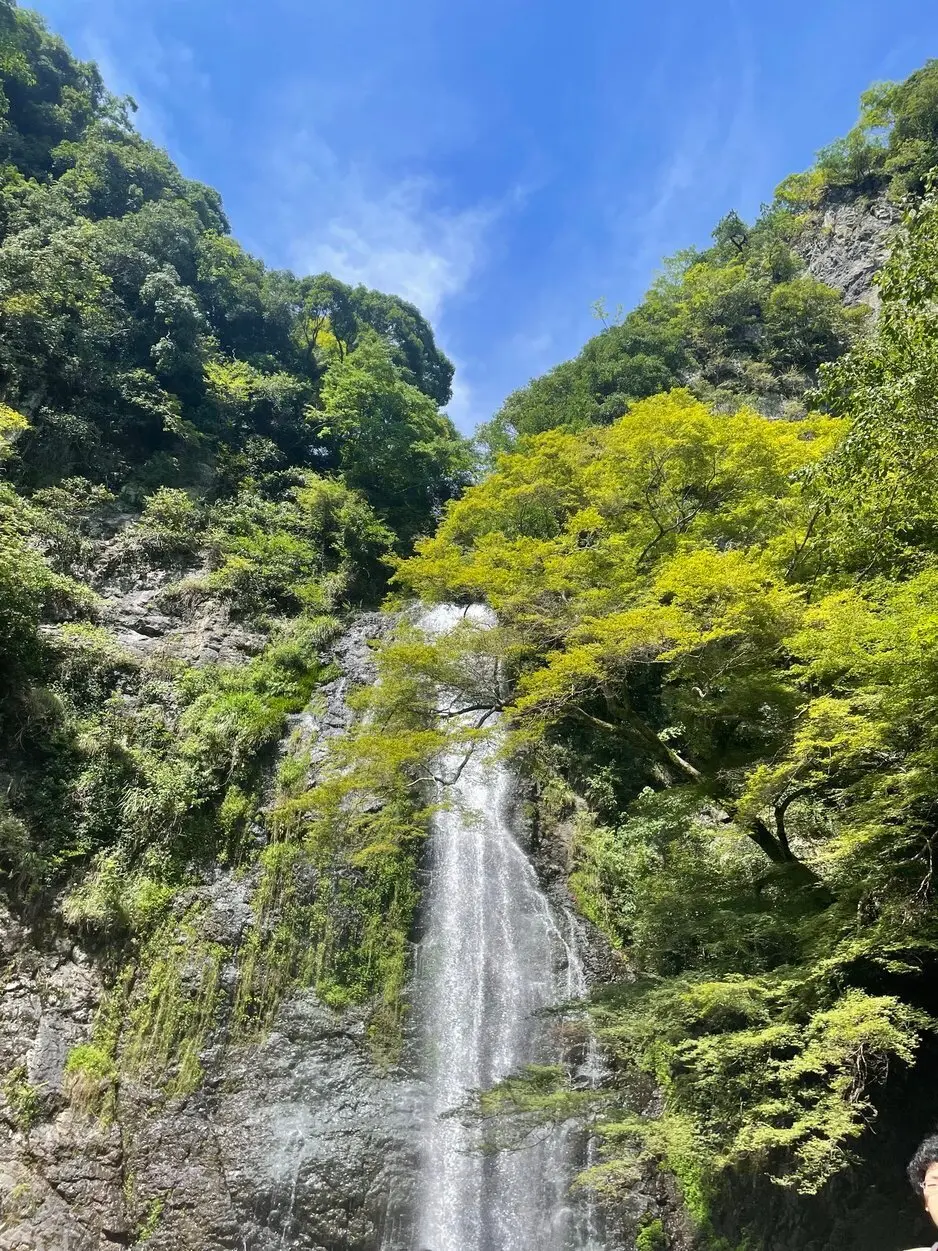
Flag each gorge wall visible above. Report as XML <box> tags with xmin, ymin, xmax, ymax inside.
<box><xmin>794</xmin><ymin>189</ymin><xmax>899</xmax><ymax>308</ymax></box>
<box><xmin>0</xmin><ymin>543</ymin><xmax>420</xmax><ymax>1251</ymax></box>
<box><xmin>0</xmin><ymin>577</ymin><xmax>654</xmax><ymax>1251</ymax></box>
<box><xmin>3</xmin><ymin>8</ymin><xmax>938</xmax><ymax>1251</ymax></box>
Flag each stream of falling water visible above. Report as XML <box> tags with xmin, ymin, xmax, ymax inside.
<box><xmin>413</xmin><ymin>604</ymin><xmax>603</xmax><ymax>1251</ymax></box>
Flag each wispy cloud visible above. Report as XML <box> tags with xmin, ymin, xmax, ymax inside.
<box><xmin>444</xmin><ymin>362</ymin><xmax>478</xmax><ymax>430</ymax></box>
<box><xmin>618</xmin><ymin>7</ymin><xmax>761</xmax><ymax>281</ymax></box>
<box><xmin>40</xmin><ymin>0</ymin><xmax>220</xmax><ymax>172</ymax></box>
<box><xmin>282</xmin><ymin>165</ymin><xmax>493</xmax><ymax>322</ymax></box>
<box><xmin>254</xmin><ymin>126</ymin><xmax>509</xmax><ymax>429</ymax></box>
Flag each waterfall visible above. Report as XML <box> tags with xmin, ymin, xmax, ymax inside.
<box><xmin>413</xmin><ymin>604</ymin><xmax>601</xmax><ymax>1251</ymax></box>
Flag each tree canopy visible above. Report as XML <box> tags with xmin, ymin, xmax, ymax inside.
<box><xmin>0</xmin><ymin>4</ymin><xmax>465</xmax><ymax>528</ymax></box>
<box><xmin>396</xmin><ymin>188</ymin><xmax>938</xmax><ymax>1228</ymax></box>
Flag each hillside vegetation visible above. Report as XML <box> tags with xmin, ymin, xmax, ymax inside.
<box><xmin>481</xmin><ymin>59</ymin><xmax>938</xmax><ymax>461</ymax></box>
<box><xmin>3</xmin><ymin>3</ymin><xmax>938</xmax><ymax>1247</ymax></box>
<box><xmin>396</xmin><ymin>58</ymin><xmax>938</xmax><ymax>1249</ymax></box>
<box><xmin>0</xmin><ymin>0</ymin><xmax>470</xmax><ymax>1088</ymax></box>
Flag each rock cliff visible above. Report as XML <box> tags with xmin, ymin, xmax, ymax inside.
<box><xmin>0</xmin><ymin>521</ymin><xmax>419</xmax><ymax>1251</ymax></box>
<box><xmin>794</xmin><ymin>188</ymin><xmax>900</xmax><ymax>309</ymax></box>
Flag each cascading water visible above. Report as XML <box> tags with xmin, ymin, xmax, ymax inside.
<box><xmin>414</xmin><ymin>605</ymin><xmax>602</xmax><ymax>1251</ymax></box>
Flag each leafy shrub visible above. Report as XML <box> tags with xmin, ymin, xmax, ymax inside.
<box><xmin>2</xmin><ymin>1064</ymin><xmax>43</xmax><ymax>1132</ymax></box>
<box><xmin>205</xmin><ymin>473</ymin><xmax>392</xmax><ymax>617</ymax></box>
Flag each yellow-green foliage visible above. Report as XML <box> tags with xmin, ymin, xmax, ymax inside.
<box><xmin>399</xmin><ymin>391</ymin><xmax>839</xmax><ymax>780</ymax></box>
<box><xmin>0</xmin><ymin>401</ymin><xmax>27</xmax><ymax>458</ymax></box>
<box><xmin>396</xmin><ymin>343</ymin><xmax>938</xmax><ymax>1203</ymax></box>
<box><xmin>64</xmin><ymin>1043</ymin><xmax>118</xmax><ymax>1119</ymax></box>
<box><xmin>2</xmin><ymin>1064</ymin><xmax>43</xmax><ymax>1133</ymax></box>
<box><xmin>593</xmin><ymin>979</ymin><xmax>924</xmax><ymax>1195</ymax></box>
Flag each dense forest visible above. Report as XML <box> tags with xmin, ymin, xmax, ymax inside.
<box><xmin>3</xmin><ymin>0</ymin><xmax>938</xmax><ymax>1247</ymax></box>
<box><xmin>394</xmin><ymin>56</ymin><xmax>938</xmax><ymax>1250</ymax></box>
<box><xmin>0</xmin><ymin>0</ymin><xmax>469</xmax><ymax>917</ymax></box>
<box><xmin>0</xmin><ymin>0</ymin><xmax>472</xmax><ymax>1163</ymax></box>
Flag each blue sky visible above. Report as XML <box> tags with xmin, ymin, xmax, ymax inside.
<box><xmin>29</xmin><ymin>0</ymin><xmax>938</xmax><ymax>432</ymax></box>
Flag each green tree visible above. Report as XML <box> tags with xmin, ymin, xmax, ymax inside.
<box><xmin>317</xmin><ymin>335</ymin><xmax>471</xmax><ymax>543</ymax></box>
<box><xmin>817</xmin><ymin>187</ymin><xmax>938</xmax><ymax>571</ymax></box>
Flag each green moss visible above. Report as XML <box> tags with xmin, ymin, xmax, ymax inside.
<box><xmin>64</xmin><ymin>1043</ymin><xmax>118</xmax><ymax>1119</ymax></box>
<box><xmin>636</xmin><ymin>1218</ymin><xmax>667</xmax><ymax>1251</ymax></box>
<box><xmin>2</xmin><ymin>1064</ymin><xmax>43</xmax><ymax>1132</ymax></box>
<box><xmin>134</xmin><ymin>1195</ymin><xmax>164</xmax><ymax>1246</ymax></box>
<box><xmin>216</xmin><ymin>784</ymin><xmax>255</xmax><ymax>858</ymax></box>
<box><xmin>275</xmin><ymin>732</ymin><xmax>314</xmax><ymax>798</ymax></box>
<box><xmin>229</xmin><ymin>829</ymin><xmax>421</xmax><ymax>1063</ymax></box>
<box><xmin>62</xmin><ymin>854</ymin><xmax>177</xmax><ymax>937</ymax></box>
<box><xmin>230</xmin><ymin>841</ymin><xmax>323</xmax><ymax>1037</ymax></box>
<box><xmin>229</xmin><ymin>628</ymin><xmax>439</xmax><ymax>1062</ymax></box>
<box><xmin>79</xmin><ymin>906</ymin><xmax>226</xmax><ymax>1101</ymax></box>
<box><xmin>65</xmin><ymin>1043</ymin><xmax>117</xmax><ymax>1079</ymax></box>
<box><xmin>120</xmin><ymin>909</ymin><xmax>226</xmax><ymax>1097</ymax></box>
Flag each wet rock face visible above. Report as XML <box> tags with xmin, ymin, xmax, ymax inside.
<box><xmin>107</xmin><ymin>995</ymin><xmax>419</xmax><ymax>1251</ymax></box>
<box><xmin>0</xmin><ymin>904</ymin><xmax>128</xmax><ymax>1251</ymax></box>
<box><xmin>794</xmin><ymin>190</ymin><xmax>900</xmax><ymax>310</ymax></box>
<box><xmin>200</xmin><ymin>999</ymin><xmax>419</xmax><ymax>1251</ymax></box>
<box><xmin>0</xmin><ymin>613</ymin><xmax>419</xmax><ymax>1251</ymax></box>
<box><xmin>0</xmin><ymin>955</ymin><xmax>418</xmax><ymax>1250</ymax></box>
<box><xmin>0</xmin><ymin>901</ymin><xmax>419</xmax><ymax>1250</ymax></box>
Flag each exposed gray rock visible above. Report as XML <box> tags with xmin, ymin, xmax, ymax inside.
<box><xmin>197</xmin><ymin>996</ymin><xmax>418</xmax><ymax>1251</ymax></box>
<box><xmin>285</xmin><ymin>611</ymin><xmax>397</xmax><ymax>776</ymax></box>
<box><xmin>0</xmin><ymin>615</ymin><xmax>420</xmax><ymax>1251</ymax></box>
<box><xmin>0</xmin><ymin>932</ymin><xmax>412</xmax><ymax>1251</ymax></box>
<box><xmin>0</xmin><ymin>902</ymin><xmax>123</xmax><ymax>1251</ymax></box>
<box><xmin>101</xmin><ymin>571</ymin><xmax>265</xmax><ymax>667</ymax></box>
<box><xmin>72</xmin><ymin>518</ymin><xmax>267</xmax><ymax>667</ymax></box>
<box><xmin>794</xmin><ymin>189</ymin><xmax>900</xmax><ymax>309</ymax></box>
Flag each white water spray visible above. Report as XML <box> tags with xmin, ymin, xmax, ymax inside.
<box><xmin>413</xmin><ymin>605</ymin><xmax>602</xmax><ymax>1251</ymax></box>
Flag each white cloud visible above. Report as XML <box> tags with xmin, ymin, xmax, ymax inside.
<box><xmin>293</xmin><ymin>178</ymin><xmax>491</xmax><ymax>322</ymax></box>
<box><xmin>616</xmin><ymin>10</ymin><xmax>760</xmax><ymax>281</ymax></box>
<box><xmin>443</xmin><ymin>364</ymin><xmax>478</xmax><ymax>432</ymax></box>
<box><xmin>260</xmin><ymin>122</ymin><xmax>495</xmax><ymax>323</ymax></box>
<box><xmin>256</xmin><ymin>132</ymin><xmax>506</xmax><ymax>432</ymax></box>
